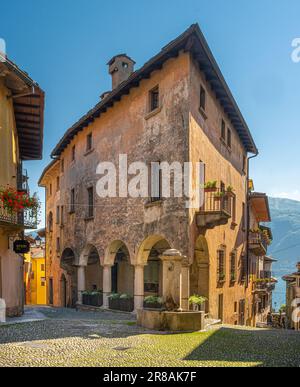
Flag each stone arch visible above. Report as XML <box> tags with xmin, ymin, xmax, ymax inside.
<box><xmin>136</xmin><ymin>235</ymin><xmax>171</xmax><ymax>266</ymax></box>
<box><xmin>105</xmin><ymin>240</ymin><xmax>134</xmax><ymax>296</ymax></box>
<box><xmin>83</xmin><ymin>245</ymin><xmax>103</xmax><ymax>292</ymax></box>
<box><xmin>137</xmin><ymin>235</ymin><xmax>171</xmax><ymax>298</ymax></box>
<box><xmin>60</xmin><ymin>248</ymin><xmax>78</xmax><ymax>308</ymax></box>
<box><xmin>190</xmin><ymin>235</ymin><xmax>210</xmax><ymax>311</ymax></box>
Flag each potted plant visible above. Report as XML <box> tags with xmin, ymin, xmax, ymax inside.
<box><xmin>218</xmin><ymin>272</ymin><xmax>226</xmax><ymax>282</ymax></box>
<box><xmin>119</xmin><ymin>294</ymin><xmax>134</xmax><ymax>312</ymax></box>
<box><xmin>90</xmin><ymin>291</ymin><xmax>103</xmax><ymax>307</ymax></box>
<box><xmin>108</xmin><ymin>293</ymin><xmax>121</xmax><ymax>310</ymax></box>
<box><xmin>204</xmin><ymin>181</ymin><xmax>217</xmax><ymax>193</ymax></box>
<box><xmin>226</xmin><ymin>185</ymin><xmax>235</xmax><ymax>197</ymax></box>
<box><xmin>143</xmin><ymin>296</ymin><xmax>164</xmax><ymax>309</ymax></box>
<box><xmin>82</xmin><ymin>291</ymin><xmax>90</xmax><ymax>306</ymax></box>
<box><xmin>189</xmin><ymin>295</ymin><xmax>207</xmax><ymax>312</ymax></box>
<box><xmin>214</xmin><ymin>191</ymin><xmax>225</xmax><ymax>201</ymax></box>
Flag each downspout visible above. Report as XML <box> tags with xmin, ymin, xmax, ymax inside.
<box><xmin>246</xmin><ymin>152</ymin><xmax>259</xmax><ymax>288</ymax></box>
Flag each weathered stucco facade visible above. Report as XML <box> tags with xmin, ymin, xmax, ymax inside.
<box><xmin>0</xmin><ymin>56</ymin><xmax>44</xmax><ymax>317</ymax></box>
<box><xmin>40</xmin><ymin>24</ymin><xmax>272</xmax><ymax>325</ymax></box>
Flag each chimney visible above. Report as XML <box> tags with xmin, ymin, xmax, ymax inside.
<box><xmin>107</xmin><ymin>54</ymin><xmax>135</xmax><ymax>90</ymax></box>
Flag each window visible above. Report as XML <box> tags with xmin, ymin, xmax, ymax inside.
<box><xmin>200</xmin><ymin>85</ymin><xmax>206</xmax><ymax>111</ymax></box>
<box><xmin>31</xmin><ymin>271</ymin><xmax>34</xmax><ymax>280</ymax></box>
<box><xmin>87</xmin><ymin>187</ymin><xmax>94</xmax><ymax>218</ymax></box>
<box><xmin>230</xmin><ymin>251</ymin><xmax>237</xmax><ymax>282</ymax></box>
<box><xmin>41</xmin><ymin>264</ymin><xmax>45</xmax><ymax>272</ymax></box>
<box><xmin>242</xmin><ymin>202</ymin><xmax>246</xmax><ymax>231</ymax></box>
<box><xmin>61</xmin><ymin>159</ymin><xmax>64</xmax><ymax>173</ymax></box>
<box><xmin>221</xmin><ymin>119</ymin><xmax>226</xmax><ymax>141</ymax></box>
<box><xmin>49</xmin><ymin>184</ymin><xmax>52</xmax><ymax>196</ymax></box>
<box><xmin>241</xmin><ymin>253</ymin><xmax>247</xmax><ymax>281</ymax></box>
<box><xmin>72</xmin><ymin>145</ymin><xmax>76</xmax><ymax>162</ymax></box>
<box><xmin>150</xmin><ymin>162</ymin><xmax>162</xmax><ymax>202</ymax></box>
<box><xmin>70</xmin><ymin>189</ymin><xmax>75</xmax><ymax>213</ymax></box>
<box><xmin>86</xmin><ymin>133</ymin><xmax>93</xmax><ymax>152</ymax></box>
<box><xmin>217</xmin><ymin>248</ymin><xmax>226</xmax><ymax>283</ymax></box>
<box><xmin>41</xmin><ymin>279</ymin><xmax>46</xmax><ymax>287</ymax></box>
<box><xmin>149</xmin><ymin>86</ymin><xmax>159</xmax><ymax>112</ymax></box>
<box><xmin>56</xmin><ymin>237</ymin><xmax>60</xmax><ymax>252</ymax></box>
<box><xmin>61</xmin><ymin>206</ymin><xmax>64</xmax><ymax>225</ymax></box>
<box><xmin>231</xmin><ymin>194</ymin><xmax>236</xmax><ymax>224</ymax></box>
<box><xmin>227</xmin><ymin>128</ymin><xmax>232</xmax><ymax>148</ymax></box>
<box><xmin>243</xmin><ymin>156</ymin><xmax>247</xmax><ymax>174</ymax></box>
<box><xmin>56</xmin><ymin>176</ymin><xmax>60</xmax><ymax>192</ymax></box>
<box><xmin>234</xmin><ymin>301</ymin><xmax>238</xmax><ymax>314</ymax></box>
<box><xmin>56</xmin><ymin>206</ymin><xmax>60</xmax><ymax>224</ymax></box>
<box><xmin>48</xmin><ymin>212</ymin><xmax>53</xmax><ymax>232</ymax></box>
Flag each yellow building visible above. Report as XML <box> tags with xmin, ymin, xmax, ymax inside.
<box><xmin>24</xmin><ymin>240</ymin><xmax>46</xmax><ymax>305</ymax></box>
<box><xmin>0</xmin><ymin>52</ymin><xmax>44</xmax><ymax>316</ymax></box>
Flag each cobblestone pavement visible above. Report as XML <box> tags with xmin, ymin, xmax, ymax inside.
<box><xmin>0</xmin><ymin>307</ymin><xmax>300</xmax><ymax>367</ymax></box>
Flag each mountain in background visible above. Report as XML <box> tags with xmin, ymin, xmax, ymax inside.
<box><xmin>268</xmin><ymin>197</ymin><xmax>300</xmax><ymax>308</ymax></box>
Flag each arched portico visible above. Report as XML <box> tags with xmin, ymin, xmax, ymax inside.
<box><xmin>190</xmin><ymin>235</ymin><xmax>210</xmax><ymax>312</ymax></box>
<box><xmin>102</xmin><ymin>240</ymin><xmax>134</xmax><ymax>309</ymax></box>
<box><xmin>134</xmin><ymin>235</ymin><xmax>171</xmax><ymax>311</ymax></box>
<box><xmin>60</xmin><ymin>248</ymin><xmax>77</xmax><ymax>308</ymax></box>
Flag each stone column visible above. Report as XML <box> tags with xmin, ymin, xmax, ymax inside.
<box><xmin>102</xmin><ymin>265</ymin><xmax>112</xmax><ymax>309</ymax></box>
<box><xmin>160</xmin><ymin>249</ymin><xmax>183</xmax><ymax>309</ymax></box>
<box><xmin>134</xmin><ymin>265</ymin><xmax>145</xmax><ymax>312</ymax></box>
<box><xmin>77</xmin><ymin>266</ymin><xmax>86</xmax><ymax>305</ymax></box>
<box><xmin>180</xmin><ymin>257</ymin><xmax>190</xmax><ymax>311</ymax></box>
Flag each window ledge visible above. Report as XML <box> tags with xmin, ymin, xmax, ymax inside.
<box><xmin>84</xmin><ymin>216</ymin><xmax>94</xmax><ymax>222</ymax></box>
<box><xmin>69</xmin><ymin>210</ymin><xmax>75</xmax><ymax>215</ymax></box>
<box><xmin>145</xmin><ymin>200</ymin><xmax>163</xmax><ymax>209</ymax></box>
<box><xmin>84</xmin><ymin>148</ymin><xmax>95</xmax><ymax>157</ymax></box>
<box><xmin>145</xmin><ymin>106</ymin><xmax>162</xmax><ymax>120</ymax></box>
<box><xmin>199</xmin><ymin>107</ymin><xmax>208</xmax><ymax>120</ymax></box>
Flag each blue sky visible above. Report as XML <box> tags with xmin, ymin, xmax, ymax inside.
<box><xmin>1</xmin><ymin>0</ymin><xmax>300</xmax><ymax>226</ymax></box>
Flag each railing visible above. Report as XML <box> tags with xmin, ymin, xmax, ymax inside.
<box><xmin>17</xmin><ymin>164</ymin><xmax>29</xmax><ymax>193</ymax></box>
<box><xmin>201</xmin><ymin>189</ymin><xmax>232</xmax><ymax>215</ymax></box>
<box><xmin>0</xmin><ymin>206</ymin><xmax>37</xmax><ymax>229</ymax></box>
<box><xmin>249</xmin><ymin>231</ymin><xmax>268</xmax><ymax>253</ymax></box>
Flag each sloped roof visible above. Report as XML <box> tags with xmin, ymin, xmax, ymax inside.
<box><xmin>0</xmin><ymin>55</ymin><xmax>44</xmax><ymax>160</ymax></box>
<box><xmin>51</xmin><ymin>23</ymin><xmax>257</xmax><ymax>158</ymax></box>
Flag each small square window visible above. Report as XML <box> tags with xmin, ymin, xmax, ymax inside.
<box><xmin>149</xmin><ymin>86</ymin><xmax>159</xmax><ymax>112</ymax></box>
<box><xmin>200</xmin><ymin>85</ymin><xmax>206</xmax><ymax>111</ymax></box>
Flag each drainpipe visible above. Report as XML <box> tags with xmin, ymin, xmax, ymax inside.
<box><xmin>246</xmin><ymin>152</ymin><xmax>259</xmax><ymax>288</ymax></box>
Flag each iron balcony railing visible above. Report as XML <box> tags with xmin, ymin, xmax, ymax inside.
<box><xmin>0</xmin><ymin>206</ymin><xmax>38</xmax><ymax>229</ymax></box>
<box><xmin>201</xmin><ymin>189</ymin><xmax>232</xmax><ymax>215</ymax></box>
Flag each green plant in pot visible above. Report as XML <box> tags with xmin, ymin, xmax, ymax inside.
<box><xmin>204</xmin><ymin>181</ymin><xmax>217</xmax><ymax>192</ymax></box>
<box><xmin>119</xmin><ymin>294</ymin><xmax>134</xmax><ymax>312</ymax></box>
<box><xmin>108</xmin><ymin>293</ymin><xmax>121</xmax><ymax>310</ymax></box>
<box><xmin>226</xmin><ymin>185</ymin><xmax>235</xmax><ymax>197</ymax></box>
<box><xmin>189</xmin><ymin>295</ymin><xmax>207</xmax><ymax>312</ymax></box>
<box><xmin>144</xmin><ymin>296</ymin><xmax>164</xmax><ymax>309</ymax></box>
<box><xmin>214</xmin><ymin>191</ymin><xmax>225</xmax><ymax>201</ymax></box>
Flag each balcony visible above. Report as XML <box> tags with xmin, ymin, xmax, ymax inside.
<box><xmin>17</xmin><ymin>164</ymin><xmax>29</xmax><ymax>194</ymax></box>
<box><xmin>0</xmin><ymin>207</ymin><xmax>38</xmax><ymax>230</ymax></box>
<box><xmin>249</xmin><ymin>231</ymin><xmax>269</xmax><ymax>256</ymax></box>
<box><xmin>253</xmin><ymin>276</ymin><xmax>277</xmax><ymax>294</ymax></box>
<box><xmin>196</xmin><ymin>189</ymin><xmax>232</xmax><ymax>229</ymax></box>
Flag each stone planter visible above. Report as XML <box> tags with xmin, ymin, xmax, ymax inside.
<box><xmin>90</xmin><ymin>293</ymin><xmax>103</xmax><ymax>307</ymax></box>
<box><xmin>82</xmin><ymin>293</ymin><xmax>103</xmax><ymax>307</ymax></box>
<box><xmin>143</xmin><ymin>302</ymin><xmax>164</xmax><ymax>310</ymax></box>
<box><xmin>119</xmin><ymin>298</ymin><xmax>134</xmax><ymax>312</ymax></box>
<box><xmin>109</xmin><ymin>298</ymin><xmax>120</xmax><ymax>311</ymax></box>
<box><xmin>137</xmin><ymin>309</ymin><xmax>205</xmax><ymax>332</ymax></box>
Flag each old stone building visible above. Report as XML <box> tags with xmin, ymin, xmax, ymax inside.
<box><xmin>39</xmin><ymin>24</ymin><xmax>273</xmax><ymax>325</ymax></box>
